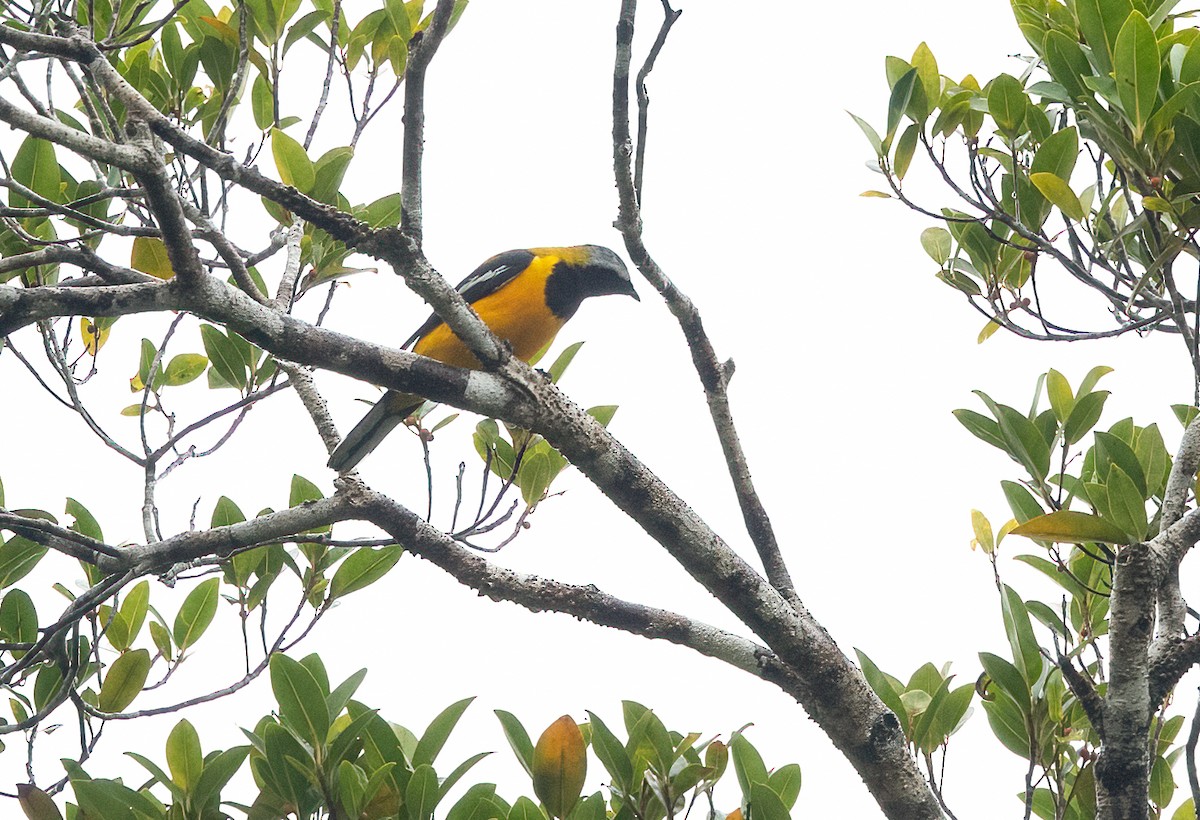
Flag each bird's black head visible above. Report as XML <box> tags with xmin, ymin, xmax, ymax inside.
<box><xmin>540</xmin><ymin>245</ymin><xmax>640</xmax><ymax>319</ymax></box>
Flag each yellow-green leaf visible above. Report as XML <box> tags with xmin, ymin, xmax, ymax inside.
<box><xmin>978</xmin><ymin>320</ymin><xmax>1002</xmax><ymax>344</ymax></box>
<box><xmin>97</xmin><ymin>648</ymin><xmax>151</xmax><ymax>712</ymax></box>
<box><xmin>131</xmin><ymin>236</ymin><xmax>175</xmax><ymax>280</ymax></box>
<box><xmin>80</xmin><ymin>317</ymin><xmax>113</xmax><ymax>356</ymax></box>
<box><xmin>1030</xmin><ymin>172</ymin><xmax>1085</xmax><ymax>221</ymax></box>
<box><xmin>1010</xmin><ymin>510</ymin><xmax>1132</xmax><ymax>544</ymax></box>
<box><xmin>271</xmin><ymin>127</ymin><xmax>315</xmax><ymax>193</ymax></box>
<box><xmin>970</xmin><ymin>509</ymin><xmax>994</xmax><ymax>553</ymax></box>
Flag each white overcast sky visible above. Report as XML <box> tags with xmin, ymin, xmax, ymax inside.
<box><xmin>3</xmin><ymin>0</ymin><xmax>1200</xmax><ymax>816</ymax></box>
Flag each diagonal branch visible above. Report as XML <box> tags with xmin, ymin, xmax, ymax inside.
<box><xmin>351</xmin><ymin>483</ymin><xmax>809</xmax><ymax>695</ymax></box>
<box><xmin>612</xmin><ymin>0</ymin><xmax>797</xmax><ymax>610</ymax></box>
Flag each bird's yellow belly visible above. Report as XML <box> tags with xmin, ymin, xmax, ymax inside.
<box><xmin>412</xmin><ymin>262</ymin><xmax>565</xmax><ymax>369</ymax></box>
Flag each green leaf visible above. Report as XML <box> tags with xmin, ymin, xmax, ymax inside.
<box><xmin>150</xmin><ymin>620</ymin><xmax>173</xmax><ymax>661</ymax></box>
<box><xmin>97</xmin><ymin>648</ymin><xmax>151</xmax><ymax>712</ymax></box>
<box><xmin>855</xmin><ymin>649</ymin><xmax>907</xmax><ymax>724</ymax></box>
<box><xmin>1136</xmin><ymin>423</ymin><xmax>1170</xmax><ymax>498</ymax></box>
<box><xmin>979</xmin><ymin>651</ymin><xmax>1031</xmax><ymax>715</ymax></box>
<box><xmin>362</xmin><ymin>192</ymin><xmax>403</xmax><ymax>227</ymax></box>
<box><xmin>517</xmin><ymin>450</ymin><xmax>552</xmax><ymax>507</ymax></box>
<box><xmin>848</xmin><ymin>112</ymin><xmax>883</xmax><ymax>156</ymax></box>
<box><xmin>1000</xmin><ymin>585</ymin><xmax>1043</xmax><ymax>685</ymax></box>
<box><xmin>107</xmin><ymin>579</ymin><xmax>149</xmax><ymax>652</ymax></box>
<box><xmin>270</xmin><ymin>653</ymin><xmax>331</xmax><ymax>747</ymax></box>
<box><xmin>199</xmin><ymin>325</ymin><xmax>247</xmax><ymax>390</ymax></box>
<box><xmin>1113</xmin><ymin>10</ymin><xmax>1160</xmax><ymax>136</ymax></box>
<box><xmin>192</xmin><ymin>745</ymin><xmax>250</xmax><ymax>809</ymax></box>
<box><xmin>767</xmin><ymin>763</ymin><xmax>802</xmax><ymax>809</ymax></box>
<box><xmin>1095</xmin><ymin>430</ymin><xmax>1148</xmax><ymax>496</ymax></box>
<box><xmin>163</xmin><ymin>353</ymin><xmax>208</xmax><ymax>386</ymax></box>
<box><xmin>920</xmin><ymin>227</ymin><xmax>952</xmax><ymax>265</ymax></box>
<box><xmin>893</xmin><ymin>122</ymin><xmax>920</xmax><ymax>179</ymax></box>
<box><xmin>1030</xmin><ymin>172</ymin><xmax>1085</xmax><ymax>221</ymax></box>
<box><xmin>66</xmin><ymin>497</ymin><xmax>103</xmax><ymax>541</ymax></box>
<box><xmin>954</xmin><ymin>409</ymin><xmax>1007</xmax><ymax>451</ymax></box>
<box><xmin>988</xmin><ymin>400</ymin><xmax>1051</xmax><ymax>482</ymax></box>
<box><xmin>1078</xmin><ymin>365</ymin><xmax>1114</xmax><ymax>395</ymax></box>
<box><xmin>251</xmin><ymin>72</ymin><xmax>274</xmax><ymax>130</ymax></box>
<box><xmin>211</xmin><ymin>495</ymin><xmax>246</xmax><ymax>529</ymax></box>
<box><xmin>1064</xmin><ymin>391</ymin><xmax>1110</xmax><ymax>445</ymax></box>
<box><xmin>1151</xmin><ymin>754</ymin><xmax>1175</xmax><ymax>808</ymax></box>
<box><xmin>329</xmin><ymin>545</ymin><xmax>403</xmax><ymax>600</ymax></box>
<box><xmin>585</xmin><ymin>711</ymin><xmax>632</xmax><ymax>791</ymax></box>
<box><xmin>749</xmin><ymin>782</ymin><xmax>791</xmax><ymax>820</ymax></box>
<box><xmin>172</xmin><ymin>577</ymin><xmax>220</xmax><ymax>654</ymax></box>
<box><xmin>289</xmin><ymin>473</ymin><xmax>324</xmax><ymax>506</ymax></box>
<box><xmin>1011</xmin><ymin>510</ymin><xmax>1133</xmax><ymax>544</ymax></box>
<box><xmin>414</xmin><ymin>696</ymin><xmax>474</xmax><ymax>767</ymax></box>
<box><xmin>1074</xmin><ymin>0</ymin><xmax>1133</xmax><ymax>74</ymax></box>
<box><xmin>271</xmin><ymin>127</ymin><xmax>315</xmax><ymax>193</ymax></box>
<box><xmin>506</xmin><ymin>796</ymin><xmax>543</xmax><ymax>820</ymax></box>
<box><xmin>494</xmin><ymin>710</ymin><xmax>535</xmax><ymax>778</ymax></box>
<box><xmin>9</xmin><ymin>137</ymin><xmax>61</xmax><ymax>210</ymax></box>
<box><xmin>1106</xmin><ymin>464</ymin><xmax>1150</xmax><ymax>540</ymax></box>
<box><xmin>310</xmin><ymin>146</ymin><xmax>355</xmax><ymax>205</ymax></box>
<box><xmin>1044</xmin><ymin>30</ymin><xmax>1094</xmax><ymax>100</ymax></box>
<box><xmin>586</xmin><ymin>405</ymin><xmax>619</xmax><ymax>427</ymax></box>
<box><xmin>886</xmin><ymin>68</ymin><xmax>919</xmax><ymax>146</ymax></box>
<box><xmin>1045</xmin><ymin>369</ymin><xmax>1074</xmax><ymax>423</ymax></box>
<box><xmin>447</xmin><ymin>783</ymin><xmax>509</xmax><ymax>820</ymax></box>
<box><xmin>988</xmin><ymin>74</ymin><xmax>1028</xmax><ymax>134</ymax></box>
<box><xmin>166</xmin><ymin>719</ymin><xmax>203</xmax><ymax>792</ymax></box>
<box><xmin>0</xmin><ymin>589</ymin><xmax>37</xmax><ymax>646</ymax></box>
<box><xmin>0</xmin><ymin>536</ymin><xmax>48</xmax><ymax>589</ymax></box>
<box><xmin>730</xmin><ymin>733</ymin><xmax>769</xmax><ymax>797</ymax></box>
<box><xmin>406</xmin><ymin>763</ymin><xmax>440</xmax><ymax>820</ymax></box>
<box><xmin>547</xmin><ymin>341</ymin><xmax>584</xmax><ymax>384</ymax></box>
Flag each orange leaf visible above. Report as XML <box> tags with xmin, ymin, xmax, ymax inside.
<box><xmin>532</xmin><ymin>715</ymin><xmax>587</xmax><ymax>819</ymax></box>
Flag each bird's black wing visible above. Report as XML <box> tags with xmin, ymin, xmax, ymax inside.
<box><xmin>401</xmin><ymin>249</ymin><xmax>537</xmax><ymax>349</ymax></box>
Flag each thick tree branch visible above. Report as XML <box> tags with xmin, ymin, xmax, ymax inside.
<box><xmin>1096</xmin><ymin>543</ymin><xmax>1155</xmax><ymax>820</ymax></box>
<box><xmin>1149</xmin><ymin>633</ymin><xmax>1200</xmax><ymax>705</ymax></box>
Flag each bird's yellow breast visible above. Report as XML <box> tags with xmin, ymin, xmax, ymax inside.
<box><xmin>412</xmin><ymin>254</ymin><xmax>566</xmax><ymax>369</ymax></box>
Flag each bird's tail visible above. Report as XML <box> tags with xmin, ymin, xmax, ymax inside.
<box><xmin>327</xmin><ymin>391</ymin><xmax>421</xmax><ymax>472</ymax></box>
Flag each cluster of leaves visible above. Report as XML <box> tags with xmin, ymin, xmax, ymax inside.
<box><xmin>955</xmin><ymin>366</ymin><xmax>1194</xmax><ymax>817</ymax></box>
<box><xmin>0</xmin><ymin>473</ymin><xmax>400</xmax><ymax>768</ymax></box>
<box><xmin>17</xmin><ymin>652</ymin><xmax>799</xmax><ymax>819</ymax></box>
<box><xmin>470</xmin><ymin>343</ymin><xmax>620</xmax><ymax>513</ymax></box>
<box><xmin>856</xmin><ymin>653</ymin><xmax>973</xmax><ymax>764</ymax></box>
<box><xmin>958</xmin><ymin>365</ymin><xmax>1186</xmax><ymax>547</ymax></box>
<box><xmin>852</xmin><ymin>0</ymin><xmax>1200</xmax><ymax>348</ymax></box>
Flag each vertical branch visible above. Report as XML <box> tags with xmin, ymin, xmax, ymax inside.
<box><xmin>304</xmin><ymin>0</ymin><xmax>341</xmax><ymax>150</ymax></box>
<box><xmin>612</xmin><ymin>0</ymin><xmax>799</xmax><ymax>609</ymax></box>
<box><xmin>1188</xmin><ymin>688</ymin><xmax>1200</xmax><ymax>813</ymax></box>
<box><xmin>633</xmin><ymin>0</ymin><xmax>680</xmax><ymax>204</ymax></box>
<box><xmin>399</xmin><ymin>0</ymin><xmax>455</xmax><ymax>245</ymax></box>
<box><xmin>1095</xmin><ymin>543</ymin><xmax>1154</xmax><ymax>820</ymax></box>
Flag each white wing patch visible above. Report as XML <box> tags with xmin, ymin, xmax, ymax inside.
<box><xmin>460</xmin><ymin>263</ymin><xmax>510</xmax><ymax>294</ymax></box>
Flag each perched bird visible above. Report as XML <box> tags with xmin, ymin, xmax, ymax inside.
<box><xmin>327</xmin><ymin>245</ymin><xmax>639</xmax><ymax>472</ymax></box>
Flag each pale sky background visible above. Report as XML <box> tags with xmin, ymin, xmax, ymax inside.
<box><xmin>3</xmin><ymin>0</ymin><xmax>1199</xmax><ymax>817</ymax></box>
